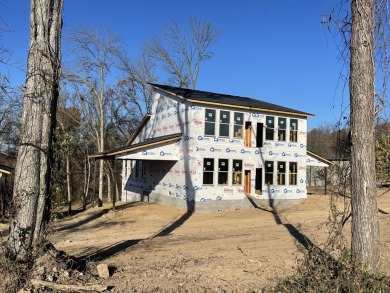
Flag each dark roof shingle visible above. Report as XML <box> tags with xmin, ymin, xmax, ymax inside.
<box><xmin>150</xmin><ymin>83</ymin><xmax>313</xmax><ymax>117</ymax></box>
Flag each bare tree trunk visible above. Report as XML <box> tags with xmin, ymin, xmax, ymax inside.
<box><xmin>350</xmin><ymin>0</ymin><xmax>380</xmax><ymax>271</ymax></box>
<box><xmin>106</xmin><ymin>171</ymin><xmax>111</xmax><ymax>203</ymax></box>
<box><xmin>66</xmin><ymin>153</ymin><xmax>72</xmax><ymax>214</ymax></box>
<box><xmin>98</xmin><ymin>160</ymin><xmax>104</xmax><ymax>207</ymax></box>
<box><xmin>83</xmin><ymin>150</ymin><xmax>90</xmax><ymax>211</ymax></box>
<box><xmin>7</xmin><ymin>0</ymin><xmax>63</xmax><ymax>260</ymax></box>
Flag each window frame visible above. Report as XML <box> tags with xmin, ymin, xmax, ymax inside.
<box><xmin>232</xmin><ymin>159</ymin><xmax>243</xmax><ymax>185</ymax></box>
<box><xmin>218</xmin><ymin>158</ymin><xmax>229</xmax><ymax>185</ymax></box>
<box><xmin>233</xmin><ymin>112</ymin><xmax>244</xmax><ymax>138</ymax></box>
<box><xmin>290</xmin><ymin>119</ymin><xmax>298</xmax><ymax>142</ymax></box>
<box><xmin>265</xmin><ymin>161</ymin><xmax>274</xmax><ymax>185</ymax></box>
<box><xmin>289</xmin><ymin>162</ymin><xmax>298</xmax><ymax>185</ymax></box>
<box><xmin>204</xmin><ymin>109</ymin><xmax>216</xmax><ymax>136</ymax></box>
<box><xmin>203</xmin><ymin>158</ymin><xmax>215</xmax><ymax>185</ymax></box>
<box><xmin>277</xmin><ymin>161</ymin><xmax>286</xmax><ymax>185</ymax></box>
<box><xmin>265</xmin><ymin>116</ymin><xmax>275</xmax><ymax>140</ymax></box>
<box><xmin>219</xmin><ymin>110</ymin><xmax>231</xmax><ymax>137</ymax></box>
<box><xmin>278</xmin><ymin>117</ymin><xmax>287</xmax><ymax>141</ymax></box>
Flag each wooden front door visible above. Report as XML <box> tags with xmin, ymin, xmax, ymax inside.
<box><xmin>244</xmin><ymin>170</ymin><xmax>251</xmax><ymax>194</ymax></box>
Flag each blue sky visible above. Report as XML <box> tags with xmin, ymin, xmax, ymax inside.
<box><xmin>1</xmin><ymin>0</ymin><xmax>346</xmax><ymax>130</ymax></box>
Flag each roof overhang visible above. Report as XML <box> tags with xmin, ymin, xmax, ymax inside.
<box><xmin>0</xmin><ymin>164</ymin><xmax>13</xmax><ymax>175</ymax></box>
<box><xmin>90</xmin><ymin>133</ymin><xmax>182</xmax><ymax>161</ymax></box>
<box><xmin>306</xmin><ymin>150</ymin><xmax>333</xmax><ymax>167</ymax></box>
<box><xmin>150</xmin><ymin>84</ymin><xmax>314</xmax><ymax>118</ymax></box>
<box><xmin>126</xmin><ymin>114</ymin><xmax>151</xmax><ymax>146</ymax></box>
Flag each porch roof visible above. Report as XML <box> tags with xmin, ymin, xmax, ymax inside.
<box><xmin>0</xmin><ymin>163</ymin><xmax>13</xmax><ymax>175</ymax></box>
<box><xmin>89</xmin><ymin>133</ymin><xmax>182</xmax><ymax>160</ymax></box>
<box><xmin>306</xmin><ymin>150</ymin><xmax>333</xmax><ymax>167</ymax></box>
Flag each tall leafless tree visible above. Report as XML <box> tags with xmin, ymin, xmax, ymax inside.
<box><xmin>7</xmin><ymin>0</ymin><xmax>63</xmax><ymax>260</ymax></box>
<box><xmin>349</xmin><ymin>0</ymin><xmax>380</xmax><ymax>271</ymax></box>
<box><xmin>144</xmin><ymin>16</ymin><xmax>220</xmax><ymax>89</ymax></box>
<box><xmin>66</xmin><ymin>26</ymin><xmax>122</xmax><ymax>207</ymax></box>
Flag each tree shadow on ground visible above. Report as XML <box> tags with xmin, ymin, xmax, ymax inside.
<box><xmin>78</xmin><ymin>239</ymin><xmax>143</xmax><ymax>262</ymax></box>
<box><xmin>152</xmin><ymin>211</ymin><xmax>193</xmax><ymax>238</ymax></box>
<box><xmin>55</xmin><ymin>202</ymin><xmax>144</xmax><ymax>232</ymax></box>
<box><xmin>75</xmin><ymin>209</ymin><xmax>193</xmax><ymax>262</ymax></box>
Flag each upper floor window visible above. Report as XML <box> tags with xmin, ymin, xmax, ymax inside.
<box><xmin>203</xmin><ymin>158</ymin><xmax>214</xmax><ymax>184</ymax></box>
<box><xmin>278</xmin><ymin>118</ymin><xmax>286</xmax><ymax>141</ymax></box>
<box><xmin>277</xmin><ymin>161</ymin><xmax>286</xmax><ymax>185</ymax></box>
<box><xmin>265</xmin><ymin>161</ymin><xmax>274</xmax><ymax>185</ymax></box>
<box><xmin>289</xmin><ymin>162</ymin><xmax>297</xmax><ymax>185</ymax></box>
<box><xmin>290</xmin><ymin>119</ymin><xmax>298</xmax><ymax>142</ymax></box>
<box><xmin>232</xmin><ymin>159</ymin><xmax>242</xmax><ymax>185</ymax></box>
<box><xmin>219</xmin><ymin>111</ymin><xmax>230</xmax><ymax>137</ymax></box>
<box><xmin>233</xmin><ymin>112</ymin><xmax>244</xmax><ymax>138</ymax></box>
<box><xmin>265</xmin><ymin>116</ymin><xmax>275</xmax><ymax>140</ymax></box>
<box><xmin>218</xmin><ymin>159</ymin><xmax>229</xmax><ymax>185</ymax></box>
<box><xmin>204</xmin><ymin>109</ymin><xmax>216</xmax><ymax>136</ymax></box>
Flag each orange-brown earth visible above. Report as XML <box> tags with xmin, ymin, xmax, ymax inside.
<box><xmin>2</xmin><ymin>187</ymin><xmax>390</xmax><ymax>292</ymax></box>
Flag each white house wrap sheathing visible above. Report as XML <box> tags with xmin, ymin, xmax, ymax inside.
<box><xmin>120</xmin><ymin>90</ymin><xmax>310</xmax><ymax>212</ymax></box>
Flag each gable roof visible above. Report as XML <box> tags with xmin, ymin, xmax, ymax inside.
<box><xmin>0</xmin><ymin>163</ymin><xmax>13</xmax><ymax>175</ymax></box>
<box><xmin>126</xmin><ymin>114</ymin><xmax>151</xmax><ymax>146</ymax></box>
<box><xmin>150</xmin><ymin>83</ymin><xmax>314</xmax><ymax>117</ymax></box>
<box><xmin>90</xmin><ymin>133</ymin><xmax>182</xmax><ymax>160</ymax></box>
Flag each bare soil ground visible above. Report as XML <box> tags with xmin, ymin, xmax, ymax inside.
<box><xmin>2</xmin><ymin>187</ymin><xmax>390</xmax><ymax>292</ymax></box>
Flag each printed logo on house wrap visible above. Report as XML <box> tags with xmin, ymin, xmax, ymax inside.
<box><xmin>142</xmin><ymin>150</ymin><xmax>155</xmax><ymax>156</ymax></box>
<box><xmin>294</xmin><ymin>153</ymin><xmax>305</xmax><ymax>158</ymax></box>
<box><xmin>288</xmin><ymin>143</ymin><xmax>297</xmax><ymax>147</ymax></box>
<box><xmin>160</xmin><ymin>151</ymin><xmax>172</xmax><ymax>156</ymax></box>
<box><xmin>216</xmin><ymin>196</ymin><xmax>222</xmax><ymax>200</ymax></box>
<box><xmin>241</xmin><ymin>149</ymin><xmax>251</xmax><ymax>154</ymax></box>
<box><xmin>229</xmin><ymin>139</ymin><xmax>241</xmax><ymax>143</ymax></box>
<box><xmin>296</xmin><ymin>189</ymin><xmax>306</xmax><ymax>193</ymax></box>
<box><xmin>252</xmin><ymin>113</ymin><xmax>263</xmax><ymax>117</ymax></box>
<box><xmin>284</xmin><ymin>189</ymin><xmax>293</xmax><ymax>193</ymax></box>
<box><xmin>226</xmin><ymin>148</ymin><xmax>237</xmax><ymax>153</ymax></box>
<box><xmin>300</xmin><ymin>144</ymin><xmax>306</xmax><ymax>148</ymax></box>
<box><xmin>196</xmin><ymin>146</ymin><xmax>206</xmax><ymax>152</ymax></box>
<box><xmin>193</xmin><ymin>186</ymin><xmax>202</xmax><ymax>191</ymax></box>
<box><xmin>269</xmin><ymin>151</ymin><xmax>279</xmax><ymax>156</ymax></box>
<box><xmin>198</xmin><ymin>136</ymin><xmax>210</xmax><ymax>141</ymax></box>
<box><xmin>275</xmin><ymin>142</ymin><xmax>285</xmax><ymax>147</ymax></box>
<box><xmin>210</xmin><ymin>147</ymin><xmax>222</xmax><ymax>152</ymax></box>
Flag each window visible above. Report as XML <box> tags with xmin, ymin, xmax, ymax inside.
<box><xmin>234</xmin><ymin>113</ymin><xmax>244</xmax><ymax>138</ymax></box>
<box><xmin>219</xmin><ymin>111</ymin><xmax>230</xmax><ymax>137</ymax></box>
<box><xmin>203</xmin><ymin>158</ymin><xmax>214</xmax><ymax>184</ymax></box>
<box><xmin>290</xmin><ymin>119</ymin><xmax>298</xmax><ymax>142</ymax></box>
<box><xmin>218</xmin><ymin>159</ymin><xmax>229</xmax><ymax>185</ymax></box>
<box><xmin>205</xmin><ymin>109</ymin><xmax>216</xmax><ymax>136</ymax></box>
<box><xmin>278</xmin><ymin>118</ymin><xmax>286</xmax><ymax>141</ymax></box>
<box><xmin>277</xmin><ymin>162</ymin><xmax>286</xmax><ymax>185</ymax></box>
<box><xmin>265</xmin><ymin>161</ymin><xmax>274</xmax><ymax>185</ymax></box>
<box><xmin>232</xmin><ymin>160</ymin><xmax>242</xmax><ymax>185</ymax></box>
<box><xmin>289</xmin><ymin>162</ymin><xmax>297</xmax><ymax>185</ymax></box>
<box><xmin>265</xmin><ymin>116</ymin><xmax>275</xmax><ymax>140</ymax></box>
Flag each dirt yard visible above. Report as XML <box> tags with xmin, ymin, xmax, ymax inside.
<box><xmin>2</xmin><ymin>187</ymin><xmax>390</xmax><ymax>292</ymax></box>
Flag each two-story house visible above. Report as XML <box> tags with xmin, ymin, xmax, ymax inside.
<box><xmin>92</xmin><ymin>84</ymin><xmax>330</xmax><ymax>212</ymax></box>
